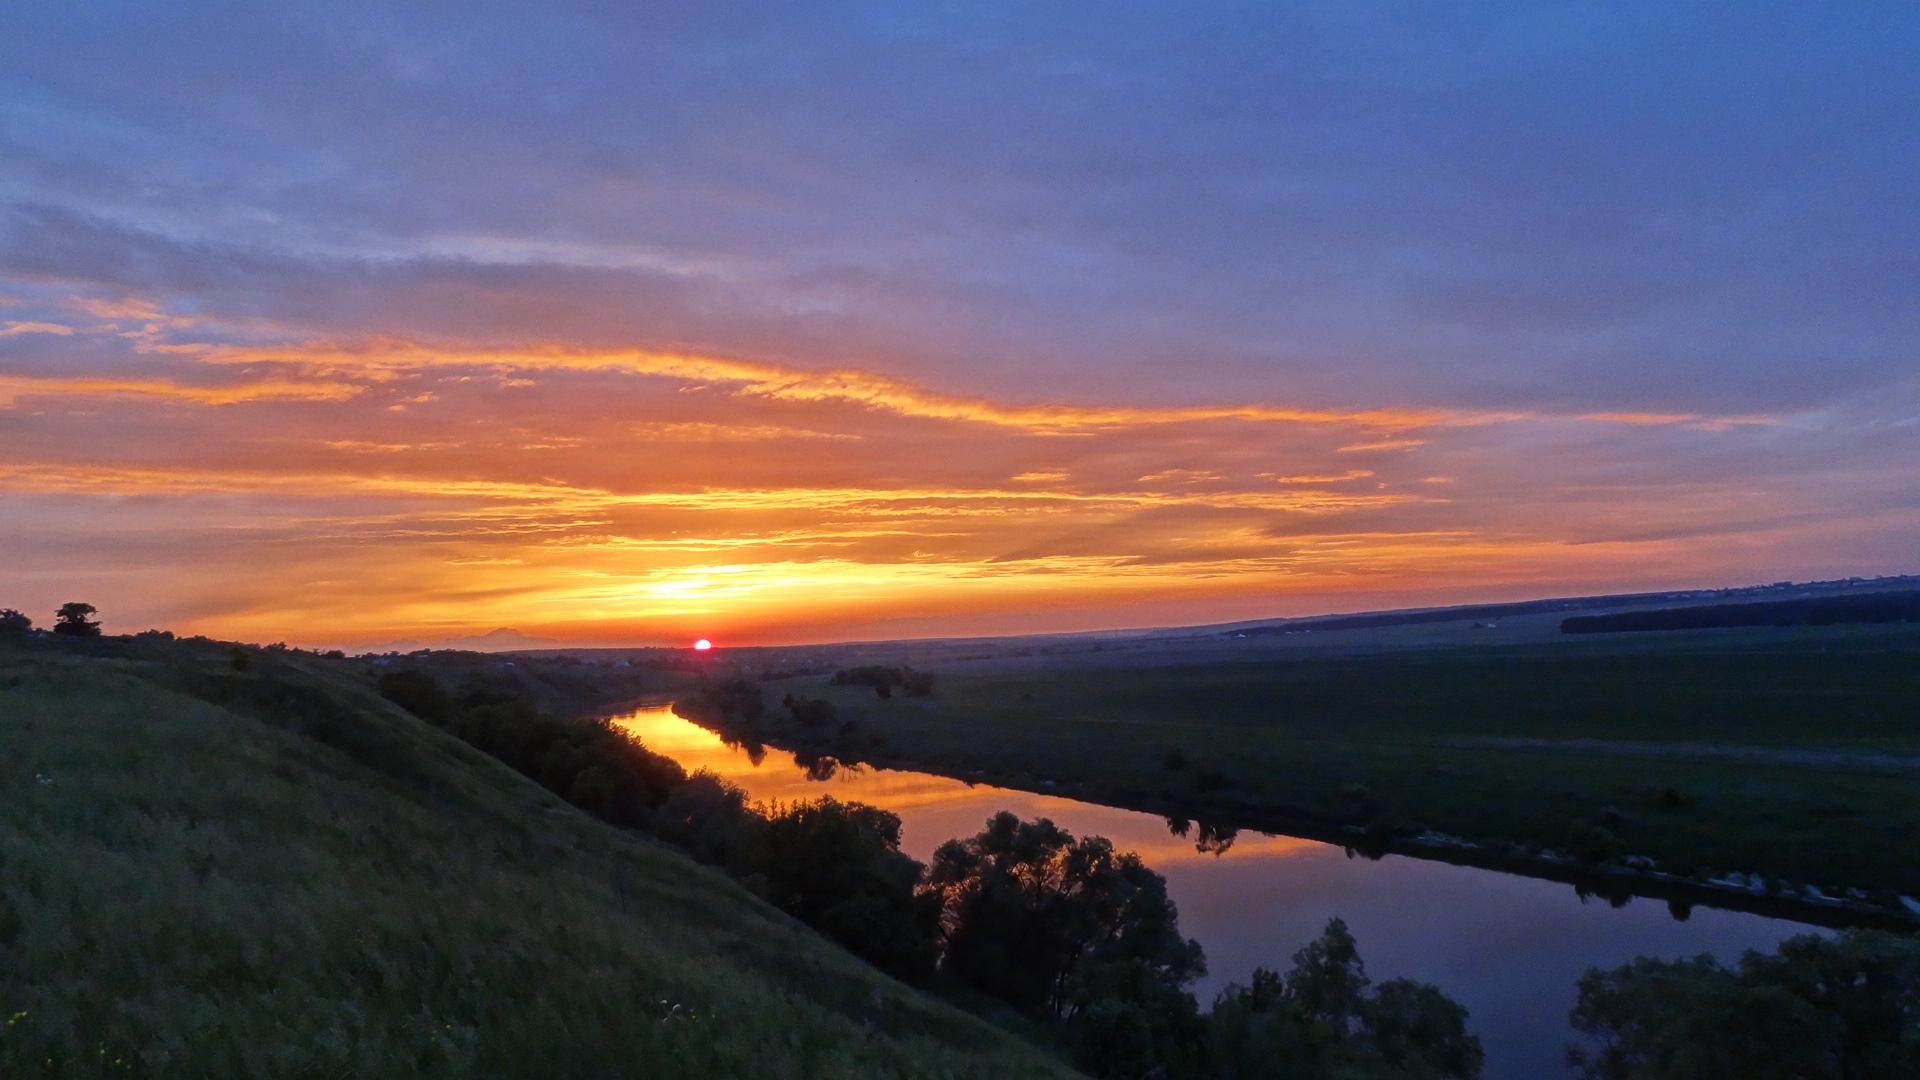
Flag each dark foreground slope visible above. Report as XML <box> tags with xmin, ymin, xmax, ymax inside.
<box><xmin>0</xmin><ymin>638</ymin><xmax>1072</xmax><ymax>1078</ymax></box>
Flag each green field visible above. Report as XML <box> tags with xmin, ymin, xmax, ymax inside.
<box><xmin>757</xmin><ymin>628</ymin><xmax>1920</xmax><ymax>906</ymax></box>
<box><xmin>0</xmin><ymin>637</ymin><xmax>1072</xmax><ymax>1078</ymax></box>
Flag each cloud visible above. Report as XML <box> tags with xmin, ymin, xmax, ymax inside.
<box><xmin>0</xmin><ymin>374</ymin><xmax>363</xmax><ymax>407</ymax></box>
<box><xmin>0</xmin><ymin>321</ymin><xmax>75</xmax><ymax>337</ymax></box>
<box><xmin>1261</xmin><ymin>470</ymin><xmax>1375</xmax><ymax>485</ymax></box>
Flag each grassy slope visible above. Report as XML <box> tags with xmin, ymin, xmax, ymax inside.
<box><xmin>774</xmin><ymin>627</ymin><xmax>1920</xmax><ymax>901</ymax></box>
<box><xmin>0</xmin><ymin>639</ymin><xmax>1073</xmax><ymax>1079</ymax></box>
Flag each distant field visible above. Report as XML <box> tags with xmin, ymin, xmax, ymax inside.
<box><xmin>762</xmin><ymin>626</ymin><xmax>1920</xmax><ymax>905</ymax></box>
<box><xmin>0</xmin><ymin>638</ymin><xmax>1071</xmax><ymax>1078</ymax></box>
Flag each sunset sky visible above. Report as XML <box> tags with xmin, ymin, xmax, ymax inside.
<box><xmin>2</xmin><ymin>4</ymin><xmax>1916</xmax><ymax>647</ymax></box>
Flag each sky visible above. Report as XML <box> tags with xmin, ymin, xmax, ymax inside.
<box><xmin>1</xmin><ymin>2</ymin><xmax>1916</xmax><ymax>647</ymax></box>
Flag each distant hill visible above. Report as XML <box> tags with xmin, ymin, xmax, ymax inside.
<box><xmin>353</xmin><ymin>626</ymin><xmax>564</xmax><ymax>653</ymax></box>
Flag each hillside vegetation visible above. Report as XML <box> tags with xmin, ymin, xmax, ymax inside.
<box><xmin>0</xmin><ymin>636</ymin><xmax>1075</xmax><ymax>1078</ymax></box>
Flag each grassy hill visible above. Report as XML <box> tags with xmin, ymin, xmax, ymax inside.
<box><xmin>0</xmin><ymin>636</ymin><xmax>1073</xmax><ymax>1078</ymax></box>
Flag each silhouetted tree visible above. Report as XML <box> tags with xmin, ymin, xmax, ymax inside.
<box><xmin>52</xmin><ymin>602</ymin><xmax>100</xmax><ymax>637</ymax></box>
<box><xmin>832</xmin><ymin>665</ymin><xmax>910</xmax><ymax>700</ymax></box>
<box><xmin>1568</xmin><ymin>930</ymin><xmax>1920</xmax><ymax>1080</ymax></box>
<box><xmin>1207</xmin><ymin>919</ymin><xmax>1482</xmax><ymax>1079</ymax></box>
<box><xmin>751</xmin><ymin>797</ymin><xmax>940</xmax><ymax>979</ymax></box>
<box><xmin>0</xmin><ymin>609</ymin><xmax>31</xmax><ymax>635</ymax></box>
<box><xmin>782</xmin><ymin>693</ymin><xmax>837</xmax><ymax>729</ymax></box>
<box><xmin>926</xmin><ymin>812</ymin><xmax>1205</xmax><ymax>1021</ymax></box>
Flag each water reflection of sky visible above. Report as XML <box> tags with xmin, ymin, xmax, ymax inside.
<box><xmin>615</xmin><ymin>705</ymin><xmax>1817</xmax><ymax>1080</ymax></box>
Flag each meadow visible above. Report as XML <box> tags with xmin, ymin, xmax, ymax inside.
<box><xmin>0</xmin><ymin>636</ymin><xmax>1073</xmax><ymax>1078</ymax></box>
<box><xmin>750</xmin><ymin>625</ymin><xmax>1920</xmax><ymax>910</ymax></box>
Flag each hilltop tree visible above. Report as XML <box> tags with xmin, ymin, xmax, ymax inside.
<box><xmin>0</xmin><ymin>609</ymin><xmax>31</xmax><ymax>635</ymax></box>
<box><xmin>52</xmin><ymin>602</ymin><xmax>100</xmax><ymax>637</ymax></box>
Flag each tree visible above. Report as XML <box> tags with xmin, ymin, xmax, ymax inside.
<box><xmin>782</xmin><ymin>693</ymin><xmax>837</xmax><ymax>729</ymax></box>
<box><xmin>1206</xmin><ymin>920</ymin><xmax>1482</xmax><ymax>1079</ymax></box>
<box><xmin>1568</xmin><ymin>930</ymin><xmax>1920</xmax><ymax>1080</ymax></box>
<box><xmin>926</xmin><ymin>812</ymin><xmax>1205</xmax><ymax>1020</ymax></box>
<box><xmin>0</xmin><ymin>609</ymin><xmax>31</xmax><ymax>635</ymax></box>
<box><xmin>52</xmin><ymin>602</ymin><xmax>100</xmax><ymax>637</ymax></box>
<box><xmin>750</xmin><ymin>797</ymin><xmax>939</xmax><ymax>980</ymax></box>
<box><xmin>831</xmin><ymin>665</ymin><xmax>909</xmax><ymax>700</ymax></box>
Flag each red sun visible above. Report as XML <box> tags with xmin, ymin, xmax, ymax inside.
<box><xmin>692</xmin><ymin>638</ymin><xmax>713</xmax><ymax>651</ymax></box>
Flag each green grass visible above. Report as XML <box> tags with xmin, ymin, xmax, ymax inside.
<box><xmin>766</xmin><ymin>629</ymin><xmax>1920</xmax><ymax>902</ymax></box>
<box><xmin>0</xmin><ymin>638</ymin><xmax>1074</xmax><ymax>1079</ymax></box>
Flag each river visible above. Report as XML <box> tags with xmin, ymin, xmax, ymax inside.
<box><xmin>613</xmin><ymin>703</ymin><xmax>1818</xmax><ymax>1078</ymax></box>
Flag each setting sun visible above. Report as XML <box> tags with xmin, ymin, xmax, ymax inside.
<box><xmin>692</xmin><ymin>638</ymin><xmax>713</xmax><ymax>651</ymax></box>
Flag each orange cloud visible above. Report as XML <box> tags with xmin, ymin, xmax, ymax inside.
<box><xmin>0</xmin><ymin>321</ymin><xmax>75</xmax><ymax>337</ymax></box>
<box><xmin>0</xmin><ymin>374</ymin><xmax>363</xmax><ymax>407</ymax></box>
<box><xmin>197</xmin><ymin>340</ymin><xmax>1776</xmax><ymax>436</ymax></box>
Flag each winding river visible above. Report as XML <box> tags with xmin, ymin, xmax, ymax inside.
<box><xmin>614</xmin><ymin>703</ymin><xmax>1818</xmax><ymax>1079</ymax></box>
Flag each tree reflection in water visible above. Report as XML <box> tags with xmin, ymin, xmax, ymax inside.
<box><xmin>792</xmin><ymin>751</ymin><xmax>865</xmax><ymax>783</ymax></box>
<box><xmin>1164</xmin><ymin>815</ymin><xmax>1238</xmax><ymax>855</ymax></box>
